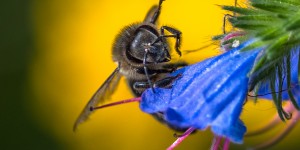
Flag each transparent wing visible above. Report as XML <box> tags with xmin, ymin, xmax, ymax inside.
<box><xmin>73</xmin><ymin>66</ymin><xmax>122</xmax><ymax>131</ymax></box>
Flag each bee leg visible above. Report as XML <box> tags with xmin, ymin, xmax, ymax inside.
<box><xmin>154</xmin><ymin>74</ymin><xmax>182</xmax><ymax>88</ymax></box>
<box><xmin>152</xmin><ymin>26</ymin><xmax>182</xmax><ymax>56</ymax></box>
<box><xmin>161</xmin><ymin>26</ymin><xmax>182</xmax><ymax>56</ymax></box>
<box><xmin>146</xmin><ymin>62</ymin><xmax>187</xmax><ymax>74</ymax></box>
<box><xmin>143</xmin><ymin>49</ymin><xmax>155</xmax><ymax>93</ymax></box>
<box><xmin>133</xmin><ymin>74</ymin><xmax>181</xmax><ymax>91</ymax></box>
<box><xmin>150</xmin><ymin>0</ymin><xmax>165</xmax><ymax>24</ymax></box>
<box><xmin>133</xmin><ymin>82</ymin><xmax>151</xmax><ymax>91</ymax></box>
<box><xmin>223</xmin><ymin>14</ymin><xmax>234</xmax><ymax>34</ymax></box>
<box><xmin>222</xmin><ymin>0</ymin><xmax>238</xmax><ymax>34</ymax></box>
<box><xmin>162</xmin><ymin>61</ymin><xmax>187</xmax><ymax>71</ymax></box>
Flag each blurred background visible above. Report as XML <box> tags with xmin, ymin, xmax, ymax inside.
<box><xmin>2</xmin><ymin>0</ymin><xmax>300</xmax><ymax>149</ymax></box>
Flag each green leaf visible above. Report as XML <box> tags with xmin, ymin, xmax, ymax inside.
<box><xmin>270</xmin><ymin>75</ymin><xmax>285</xmax><ymax>121</ymax></box>
<box><xmin>264</xmin><ymin>34</ymin><xmax>289</xmax><ymax>60</ymax></box>
<box><xmin>221</xmin><ymin>5</ymin><xmax>257</xmax><ymax>15</ymax></box>
<box><xmin>286</xmin><ymin>54</ymin><xmax>300</xmax><ymax>110</ymax></box>
<box><xmin>298</xmin><ymin>51</ymin><xmax>300</xmax><ymax>83</ymax></box>
<box><xmin>234</xmin><ymin>15</ymin><xmax>279</xmax><ymax>23</ymax></box>
<box><xmin>285</xmin><ymin>14</ymin><xmax>300</xmax><ymax>31</ymax></box>
<box><xmin>212</xmin><ymin>34</ymin><xmax>226</xmax><ymax>41</ymax></box>
<box><xmin>250</xmin><ymin>0</ymin><xmax>300</xmax><ymax>13</ymax></box>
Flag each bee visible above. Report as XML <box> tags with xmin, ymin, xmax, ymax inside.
<box><xmin>73</xmin><ymin>0</ymin><xmax>185</xmax><ymax>131</ymax></box>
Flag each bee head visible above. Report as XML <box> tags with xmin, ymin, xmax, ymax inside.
<box><xmin>128</xmin><ymin>26</ymin><xmax>171</xmax><ymax>63</ymax></box>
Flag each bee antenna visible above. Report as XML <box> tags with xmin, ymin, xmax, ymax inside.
<box><xmin>91</xmin><ymin>97</ymin><xmax>141</xmax><ymax>111</ymax></box>
<box><xmin>182</xmin><ymin>44</ymin><xmax>213</xmax><ymax>54</ymax></box>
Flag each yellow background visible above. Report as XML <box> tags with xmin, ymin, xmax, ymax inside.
<box><xmin>3</xmin><ymin>0</ymin><xmax>299</xmax><ymax>150</ymax></box>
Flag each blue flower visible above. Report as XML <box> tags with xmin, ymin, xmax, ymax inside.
<box><xmin>140</xmin><ymin>41</ymin><xmax>262</xmax><ymax>143</ymax></box>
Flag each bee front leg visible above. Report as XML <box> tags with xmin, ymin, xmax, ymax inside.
<box><xmin>151</xmin><ymin>26</ymin><xmax>182</xmax><ymax>56</ymax></box>
<box><xmin>154</xmin><ymin>74</ymin><xmax>182</xmax><ymax>88</ymax></box>
<box><xmin>162</xmin><ymin>62</ymin><xmax>187</xmax><ymax>71</ymax></box>
<box><xmin>222</xmin><ymin>0</ymin><xmax>238</xmax><ymax>34</ymax></box>
<box><xmin>133</xmin><ymin>74</ymin><xmax>182</xmax><ymax>92</ymax></box>
<box><xmin>223</xmin><ymin>14</ymin><xmax>234</xmax><ymax>34</ymax></box>
<box><xmin>160</xmin><ymin>26</ymin><xmax>182</xmax><ymax>56</ymax></box>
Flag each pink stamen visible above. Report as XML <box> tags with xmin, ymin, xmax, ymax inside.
<box><xmin>250</xmin><ymin>102</ymin><xmax>300</xmax><ymax>150</ymax></box>
<box><xmin>211</xmin><ymin>136</ymin><xmax>222</xmax><ymax>150</ymax></box>
<box><xmin>167</xmin><ymin>127</ymin><xmax>195</xmax><ymax>150</ymax></box>
<box><xmin>246</xmin><ymin>101</ymin><xmax>295</xmax><ymax>136</ymax></box>
<box><xmin>91</xmin><ymin>97</ymin><xmax>141</xmax><ymax>110</ymax></box>
<box><xmin>223</xmin><ymin>138</ymin><xmax>231</xmax><ymax>150</ymax></box>
<box><xmin>252</xmin><ymin>110</ymin><xmax>299</xmax><ymax>150</ymax></box>
<box><xmin>246</xmin><ymin>114</ymin><xmax>281</xmax><ymax>136</ymax></box>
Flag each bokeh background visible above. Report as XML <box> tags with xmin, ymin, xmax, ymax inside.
<box><xmin>2</xmin><ymin>0</ymin><xmax>300</xmax><ymax>149</ymax></box>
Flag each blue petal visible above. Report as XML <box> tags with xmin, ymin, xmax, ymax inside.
<box><xmin>211</xmin><ymin>119</ymin><xmax>246</xmax><ymax>143</ymax></box>
<box><xmin>140</xmin><ymin>41</ymin><xmax>261</xmax><ymax>143</ymax></box>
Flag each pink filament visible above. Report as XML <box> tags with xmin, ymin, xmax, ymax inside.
<box><xmin>223</xmin><ymin>138</ymin><xmax>231</xmax><ymax>150</ymax></box>
<box><xmin>211</xmin><ymin>136</ymin><xmax>222</xmax><ymax>150</ymax></box>
<box><xmin>167</xmin><ymin>127</ymin><xmax>195</xmax><ymax>150</ymax></box>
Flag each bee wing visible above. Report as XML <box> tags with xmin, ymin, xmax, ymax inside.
<box><xmin>73</xmin><ymin>66</ymin><xmax>122</xmax><ymax>131</ymax></box>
